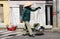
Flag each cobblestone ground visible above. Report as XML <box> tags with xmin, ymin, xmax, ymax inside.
<box><xmin>0</xmin><ymin>29</ymin><xmax>60</xmax><ymax>39</ymax></box>
<box><xmin>6</xmin><ymin>32</ymin><xmax>60</xmax><ymax>39</ymax></box>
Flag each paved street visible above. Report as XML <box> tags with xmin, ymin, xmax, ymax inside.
<box><xmin>0</xmin><ymin>29</ymin><xmax>60</xmax><ymax>39</ymax></box>
<box><xmin>6</xmin><ymin>32</ymin><xmax>60</xmax><ymax>39</ymax></box>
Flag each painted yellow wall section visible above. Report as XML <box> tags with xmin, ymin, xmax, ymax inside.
<box><xmin>0</xmin><ymin>1</ymin><xmax>10</xmax><ymax>25</ymax></box>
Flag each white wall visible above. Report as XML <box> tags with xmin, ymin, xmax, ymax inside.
<box><xmin>9</xmin><ymin>8</ymin><xmax>20</xmax><ymax>25</ymax></box>
<box><xmin>30</xmin><ymin>3</ymin><xmax>45</xmax><ymax>27</ymax></box>
<box><xmin>9</xmin><ymin>1</ymin><xmax>46</xmax><ymax>7</ymax></box>
<box><xmin>57</xmin><ymin>0</ymin><xmax>60</xmax><ymax>28</ymax></box>
<box><xmin>9</xmin><ymin>1</ymin><xmax>46</xmax><ymax>28</ymax></box>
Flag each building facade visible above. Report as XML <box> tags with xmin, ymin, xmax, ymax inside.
<box><xmin>0</xmin><ymin>1</ymin><xmax>10</xmax><ymax>28</ymax></box>
<box><xmin>0</xmin><ymin>0</ymin><xmax>53</xmax><ymax>29</ymax></box>
<box><xmin>9</xmin><ymin>1</ymin><xmax>53</xmax><ymax>28</ymax></box>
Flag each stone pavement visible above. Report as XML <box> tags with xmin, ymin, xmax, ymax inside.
<box><xmin>6</xmin><ymin>32</ymin><xmax>60</xmax><ymax>39</ymax></box>
<box><xmin>0</xmin><ymin>29</ymin><xmax>26</xmax><ymax>39</ymax></box>
<box><xmin>0</xmin><ymin>29</ymin><xmax>60</xmax><ymax>39</ymax></box>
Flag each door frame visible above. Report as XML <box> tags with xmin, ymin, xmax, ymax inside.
<box><xmin>45</xmin><ymin>5</ymin><xmax>53</xmax><ymax>26</ymax></box>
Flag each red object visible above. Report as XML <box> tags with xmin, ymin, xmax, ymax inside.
<box><xmin>7</xmin><ymin>26</ymin><xmax>17</xmax><ymax>31</ymax></box>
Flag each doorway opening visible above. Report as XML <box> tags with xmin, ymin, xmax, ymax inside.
<box><xmin>0</xmin><ymin>4</ymin><xmax>4</xmax><ymax>23</ymax></box>
<box><xmin>45</xmin><ymin>5</ymin><xmax>53</xmax><ymax>26</ymax></box>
